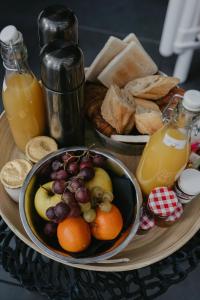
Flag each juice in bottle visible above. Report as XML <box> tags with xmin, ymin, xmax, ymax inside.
<box><xmin>0</xmin><ymin>25</ymin><xmax>46</xmax><ymax>151</ymax></box>
<box><xmin>2</xmin><ymin>73</ymin><xmax>46</xmax><ymax>151</ymax></box>
<box><xmin>136</xmin><ymin>124</ymin><xmax>190</xmax><ymax>195</ymax></box>
<box><xmin>136</xmin><ymin>90</ymin><xmax>200</xmax><ymax>195</ymax></box>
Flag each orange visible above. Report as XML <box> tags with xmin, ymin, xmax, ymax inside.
<box><xmin>57</xmin><ymin>217</ymin><xmax>91</xmax><ymax>252</ymax></box>
<box><xmin>91</xmin><ymin>204</ymin><xmax>123</xmax><ymax>240</ymax></box>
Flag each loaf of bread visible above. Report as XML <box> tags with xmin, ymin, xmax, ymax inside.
<box><xmin>98</xmin><ymin>41</ymin><xmax>158</xmax><ymax>88</ymax></box>
<box><xmin>125</xmin><ymin>75</ymin><xmax>180</xmax><ymax>100</ymax></box>
<box><xmin>134</xmin><ymin>98</ymin><xmax>163</xmax><ymax>134</ymax></box>
<box><xmin>85</xmin><ymin>36</ymin><xmax>126</xmax><ymax>82</ymax></box>
<box><xmin>101</xmin><ymin>84</ymin><xmax>136</xmax><ymax>134</ymax></box>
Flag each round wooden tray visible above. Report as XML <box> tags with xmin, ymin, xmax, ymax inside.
<box><xmin>1</xmin><ymin>112</ymin><xmax>200</xmax><ymax>272</ymax></box>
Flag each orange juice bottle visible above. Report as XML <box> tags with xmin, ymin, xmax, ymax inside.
<box><xmin>0</xmin><ymin>25</ymin><xmax>46</xmax><ymax>151</ymax></box>
<box><xmin>136</xmin><ymin>90</ymin><xmax>200</xmax><ymax>195</ymax></box>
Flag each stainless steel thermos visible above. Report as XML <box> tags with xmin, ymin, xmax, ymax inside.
<box><xmin>40</xmin><ymin>40</ymin><xmax>85</xmax><ymax>146</ymax></box>
<box><xmin>38</xmin><ymin>5</ymin><xmax>85</xmax><ymax>147</ymax></box>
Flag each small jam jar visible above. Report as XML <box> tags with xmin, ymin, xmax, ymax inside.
<box><xmin>137</xmin><ymin>207</ymin><xmax>155</xmax><ymax>235</ymax></box>
<box><xmin>175</xmin><ymin>169</ymin><xmax>200</xmax><ymax>204</ymax></box>
<box><xmin>147</xmin><ymin>187</ymin><xmax>178</xmax><ymax>219</ymax></box>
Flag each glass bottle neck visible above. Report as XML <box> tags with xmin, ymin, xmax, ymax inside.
<box><xmin>1</xmin><ymin>39</ymin><xmax>30</xmax><ymax>74</ymax></box>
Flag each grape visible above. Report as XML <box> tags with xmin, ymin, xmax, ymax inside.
<box><xmin>62</xmin><ymin>190</ymin><xmax>75</xmax><ymax>204</ymax></box>
<box><xmin>99</xmin><ymin>201</ymin><xmax>112</xmax><ymax>212</ymax></box>
<box><xmin>79</xmin><ymin>202</ymin><xmax>91</xmax><ymax>212</ymax></box>
<box><xmin>54</xmin><ymin>202</ymin><xmax>70</xmax><ymax>221</ymax></box>
<box><xmin>83</xmin><ymin>209</ymin><xmax>96</xmax><ymax>223</ymax></box>
<box><xmin>43</xmin><ymin>222</ymin><xmax>57</xmax><ymax>237</ymax></box>
<box><xmin>102</xmin><ymin>191</ymin><xmax>114</xmax><ymax>202</ymax></box>
<box><xmin>46</xmin><ymin>206</ymin><xmax>56</xmax><ymax>220</ymax></box>
<box><xmin>50</xmin><ymin>172</ymin><xmax>57</xmax><ymax>180</ymax></box>
<box><xmin>75</xmin><ymin>187</ymin><xmax>90</xmax><ymax>203</ymax></box>
<box><xmin>93</xmin><ymin>154</ymin><xmax>106</xmax><ymax>167</ymax></box>
<box><xmin>56</xmin><ymin>169</ymin><xmax>69</xmax><ymax>180</ymax></box>
<box><xmin>52</xmin><ymin>160</ymin><xmax>63</xmax><ymax>171</ymax></box>
<box><xmin>68</xmin><ymin>203</ymin><xmax>81</xmax><ymax>217</ymax></box>
<box><xmin>67</xmin><ymin>161</ymin><xmax>79</xmax><ymax>175</ymax></box>
<box><xmin>52</xmin><ymin>180</ymin><xmax>66</xmax><ymax>194</ymax></box>
<box><xmin>91</xmin><ymin>186</ymin><xmax>104</xmax><ymax>199</ymax></box>
<box><xmin>80</xmin><ymin>161</ymin><xmax>93</xmax><ymax>170</ymax></box>
<box><xmin>69</xmin><ymin>177</ymin><xmax>84</xmax><ymax>192</ymax></box>
<box><xmin>78</xmin><ymin>168</ymin><xmax>95</xmax><ymax>181</ymax></box>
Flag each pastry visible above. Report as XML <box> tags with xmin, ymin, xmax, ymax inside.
<box><xmin>98</xmin><ymin>41</ymin><xmax>158</xmax><ymax>88</ymax></box>
<box><xmin>101</xmin><ymin>84</ymin><xmax>135</xmax><ymax>134</ymax></box>
<box><xmin>85</xmin><ymin>36</ymin><xmax>126</xmax><ymax>82</ymax></box>
<box><xmin>25</xmin><ymin>136</ymin><xmax>58</xmax><ymax>163</ymax></box>
<box><xmin>125</xmin><ymin>75</ymin><xmax>180</xmax><ymax>100</ymax></box>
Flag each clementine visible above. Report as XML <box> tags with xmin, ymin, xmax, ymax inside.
<box><xmin>91</xmin><ymin>204</ymin><xmax>123</xmax><ymax>240</ymax></box>
<box><xmin>57</xmin><ymin>217</ymin><xmax>91</xmax><ymax>252</ymax></box>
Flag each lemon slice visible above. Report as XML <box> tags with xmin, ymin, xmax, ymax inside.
<box><xmin>25</xmin><ymin>136</ymin><xmax>58</xmax><ymax>163</ymax></box>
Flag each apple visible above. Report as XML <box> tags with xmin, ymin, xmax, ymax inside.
<box><xmin>34</xmin><ymin>181</ymin><xmax>61</xmax><ymax>221</ymax></box>
<box><xmin>86</xmin><ymin>167</ymin><xmax>112</xmax><ymax>193</ymax></box>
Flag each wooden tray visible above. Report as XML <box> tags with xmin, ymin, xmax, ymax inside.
<box><xmin>1</xmin><ymin>112</ymin><xmax>200</xmax><ymax>272</ymax></box>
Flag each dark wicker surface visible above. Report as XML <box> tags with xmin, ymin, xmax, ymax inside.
<box><xmin>1</xmin><ymin>217</ymin><xmax>200</xmax><ymax>299</ymax></box>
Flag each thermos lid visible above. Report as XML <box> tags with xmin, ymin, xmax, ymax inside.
<box><xmin>40</xmin><ymin>40</ymin><xmax>84</xmax><ymax>92</ymax></box>
<box><xmin>38</xmin><ymin>5</ymin><xmax>78</xmax><ymax>48</ymax></box>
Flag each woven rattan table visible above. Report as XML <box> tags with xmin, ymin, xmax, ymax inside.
<box><xmin>1</xmin><ymin>216</ymin><xmax>200</xmax><ymax>300</ymax></box>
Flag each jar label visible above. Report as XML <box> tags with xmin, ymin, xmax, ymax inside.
<box><xmin>163</xmin><ymin>134</ymin><xmax>186</xmax><ymax>149</ymax></box>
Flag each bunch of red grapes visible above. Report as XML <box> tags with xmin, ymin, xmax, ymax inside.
<box><xmin>44</xmin><ymin>151</ymin><xmax>107</xmax><ymax>236</ymax></box>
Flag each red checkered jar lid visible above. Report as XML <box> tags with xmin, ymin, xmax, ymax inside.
<box><xmin>148</xmin><ymin>187</ymin><xmax>178</xmax><ymax>217</ymax></box>
<box><xmin>139</xmin><ymin>208</ymin><xmax>155</xmax><ymax>230</ymax></box>
<box><xmin>165</xmin><ymin>202</ymin><xmax>183</xmax><ymax>222</ymax></box>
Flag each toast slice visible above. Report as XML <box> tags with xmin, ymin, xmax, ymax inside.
<box><xmin>101</xmin><ymin>84</ymin><xmax>135</xmax><ymax>134</ymax></box>
<box><xmin>125</xmin><ymin>75</ymin><xmax>180</xmax><ymax>100</ymax></box>
<box><xmin>98</xmin><ymin>41</ymin><xmax>158</xmax><ymax>88</ymax></box>
<box><xmin>123</xmin><ymin>33</ymin><xmax>142</xmax><ymax>48</ymax></box>
<box><xmin>85</xmin><ymin>36</ymin><xmax>126</xmax><ymax>82</ymax></box>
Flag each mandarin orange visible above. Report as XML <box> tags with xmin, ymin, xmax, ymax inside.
<box><xmin>57</xmin><ymin>217</ymin><xmax>91</xmax><ymax>252</ymax></box>
<box><xmin>91</xmin><ymin>204</ymin><xmax>123</xmax><ymax>240</ymax></box>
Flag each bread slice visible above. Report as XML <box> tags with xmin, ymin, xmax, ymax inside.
<box><xmin>134</xmin><ymin>98</ymin><xmax>163</xmax><ymax>134</ymax></box>
<box><xmin>85</xmin><ymin>36</ymin><xmax>126</xmax><ymax>82</ymax></box>
<box><xmin>125</xmin><ymin>75</ymin><xmax>180</xmax><ymax>100</ymax></box>
<box><xmin>123</xmin><ymin>33</ymin><xmax>142</xmax><ymax>48</ymax></box>
<box><xmin>101</xmin><ymin>84</ymin><xmax>135</xmax><ymax>134</ymax></box>
<box><xmin>98</xmin><ymin>41</ymin><xmax>158</xmax><ymax>88</ymax></box>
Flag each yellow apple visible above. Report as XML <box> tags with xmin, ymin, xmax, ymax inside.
<box><xmin>34</xmin><ymin>181</ymin><xmax>61</xmax><ymax>221</ymax></box>
<box><xmin>86</xmin><ymin>167</ymin><xmax>112</xmax><ymax>192</ymax></box>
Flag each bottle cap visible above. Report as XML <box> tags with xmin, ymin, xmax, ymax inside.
<box><xmin>38</xmin><ymin>5</ymin><xmax>78</xmax><ymax>48</ymax></box>
<box><xmin>0</xmin><ymin>25</ymin><xmax>21</xmax><ymax>45</ymax></box>
<box><xmin>178</xmin><ymin>168</ymin><xmax>200</xmax><ymax>196</ymax></box>
<box><xmin>40</xmin><ymin>40</ymin><xmax>84</xmax><ymax>92</ymax></box>
<box><xmin>182</xmin><ymin>90</ymin><xmax>200</xmax><ymax>112</ymax></box>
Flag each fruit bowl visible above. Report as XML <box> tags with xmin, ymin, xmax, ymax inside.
<box><xmin>19</xmin><ymin>147</ymin><xmax>142</xmax><ymax>264</ymax></box>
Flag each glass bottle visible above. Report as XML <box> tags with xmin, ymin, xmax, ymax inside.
<box><xmin>136</xmin><ymin>90</ymin><xmax>200</xmax><ymax>195</ymax></box>
<box><xmin>0</xmin><ymin>25</ymin><xmax>46</xmax><ymax>152</ymax></box>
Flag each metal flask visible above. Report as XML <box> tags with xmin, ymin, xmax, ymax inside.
<box><xmin>40</xmin><ymin>40</ymin><xmax>85</xmax><ymax>147</ymax></box>
<box><xmin>38</xmin><ymin>4</ymin><xmax>78</xmax><ymax>48</ymax></box>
